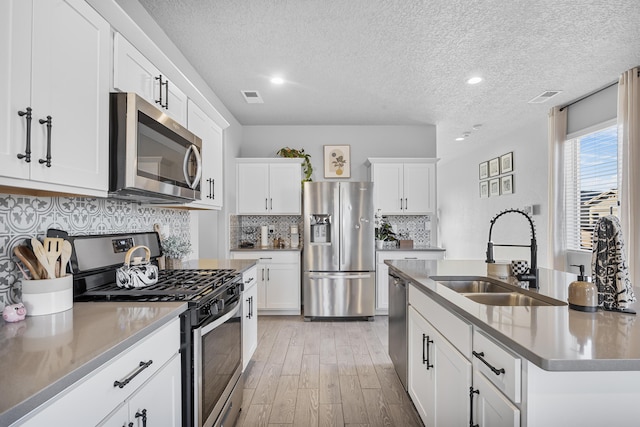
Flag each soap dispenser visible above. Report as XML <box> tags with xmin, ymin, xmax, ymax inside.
<box><xmin>568</xmin><ymin>264</ymin><xmax>598</xmax><ymax>312</ymax></box>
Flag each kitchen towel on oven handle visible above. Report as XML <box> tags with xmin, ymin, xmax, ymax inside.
<box><xmin>116</xmin><ymin>245</ymin><xmax>159</xmax><ymax>288</ymax></box>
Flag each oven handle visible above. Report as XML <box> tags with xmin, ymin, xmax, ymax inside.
<box><xmin>198</xmin><ymin>300</ymin><xmax>240</xmax><ymax>336</ymax></box>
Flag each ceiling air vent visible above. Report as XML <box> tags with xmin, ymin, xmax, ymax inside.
<box><xmin>241</xmin><ymin>90</ymin><xmax>264</xmax><ymax>104</ymax></box>
<box><xmin>528</xmin><ymin>90</ymin><xmax>562</xmax><ymax>104</ymax></box>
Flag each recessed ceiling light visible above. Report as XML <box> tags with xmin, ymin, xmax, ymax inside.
<box><xmin>270</xmin><ymin>77</ymin><xmax>284</xmax><ymax>85</ymax></box>
<box><xmin>472</xmin><ymin>124</ymin><xmax>482</xmax><ymax>130</ymax></box>
<box><xmin>466</xmin><ymin>77</ymin><xmax>483</xmax><ymax>85</ymax></box>
<box><xmin>455</xmin><ymin>137</ymin><xmax>465</xmax><ymax>141</ymax></box>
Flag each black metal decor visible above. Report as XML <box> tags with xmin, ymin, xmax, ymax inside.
<box><xmin>17</xmin><ymin>107</ymin><xmax>32</xmax><ymax>163</ymax></box>
<box><xmin>38</xmin><ymin>115</ymin><xmax>52</xmax><ymax>167</ymax></box>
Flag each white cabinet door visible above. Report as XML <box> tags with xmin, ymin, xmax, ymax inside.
<box><xmin>473</xmin><ymin>371</ymin><xmax>520</xmax><ymax>427</ymax></box>
<box><xmin>1</xmin><ymin>0</ymin><xmax>109</xmax><ymax>194</ymax></box>
<box><xmin>376</xmin><ymin>261</ymin><xmax>389</xmax><ymax>310</ymax></box>
<box><xmin>28</xmin><ymin>0</ymin><xmax>109</xmax><ymax>191</ymax></box>
<box><xmin>113</xmin><ymin>33</ymin><xmax>187</xmax><ymax>126</ymax></box>
<box><xmin>237</xmin><ymin>160</ymin><xmax>302</xmax><ymax>214</ymax></box>
<box><xmin>237</xmin><ymin>163</ymin><xmax>270</xmax><ymax>214</ymax></box>
<box><xmin>403</xmin><ymin>163</ymin><xmax>435</xmax><ymax>214</ymax></box>
<box><xmin>372</xmin><ymin>163</ymin><xmax>404</xmax><ymax>214</ymax></box>
<box><xmin>265</xmin><ymin>262</ymin><xmax>300</xmax><ymax>310</ymax></box>
<box><xmin>242</xmin><ymin>270</ymin><xmax>258</xmax><ymax>371</ymax></box>
<box><xmin>408</xmin><ymin>306</ymin><xmax>472</xmax><ymax>426</ymax></box>
<box><xmin>269</xmin><ymin>163</ymin><xmax>302</xmax><ymax>214</ymax></box>
<box><xmin>187</xmin><ymin>99</ymin><xmax>223</xmax><ymax>209</ymax></box>
<box><xmin>0</xmin><ymin>0</ymin><xmax>31</xmax><ymax>180</ymax></box>
<box><xmin>256</xmin><ymin>264</ymin><xmax>267</xmax><ymax>310</ymax></box>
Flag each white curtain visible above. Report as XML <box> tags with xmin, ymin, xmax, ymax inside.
<box><xmin>547</xmin><ymin>106</ymin><xmax>568</xmax><ymax>270</ymax></box>
<box><xmin>618</xmin><ymin>67</ymin><xmax>640</xmax><ymax>287</ymax></box>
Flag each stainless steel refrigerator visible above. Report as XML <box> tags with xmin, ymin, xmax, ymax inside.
<box><xmin>303</xmin><ymin>181</ymin><xmax>375</xmax><ymax>319</ymax></box>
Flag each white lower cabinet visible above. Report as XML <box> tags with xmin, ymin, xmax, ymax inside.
<box><xmin>408</xmin><ymin>306</ymin><xmax>471</xmax><ymax>426</ymax></box>
<box><xmin>98</xmin><ymin>354</ymin><xmax>182</xmax><ymax>427</ymax></box>
<box><xmin>242</xmin><ymin>265</ymin><xmax>258</xmax><ymax>371</ymax></box>
<box><xmin>231</xmin><ymin>251</ymin><xmax>301</xmax><ymax>314</ymax></box>
<box><xmin>14</xmin><ymin>318</ymin><xmax>181</xmax><ymax>426</ymax></box>
<box><xmin>376</xmin><ymin>250</ymin><xmax>444</xmax><ymax>313</ymax></box>
<box><xmin>472</xmin><ymin>370</ymin><xmax>520</xmax><ymax>427</ymax></box>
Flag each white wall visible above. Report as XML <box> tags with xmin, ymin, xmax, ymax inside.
<box><xmin>437</xmin><ymin>116</ymin><xmax>549</xmax><ymax>266</ymax></box>
<box><xmin>241</xmin><ymin>125</ymin><xmax>437</xmax><ymax>182</ymax></box>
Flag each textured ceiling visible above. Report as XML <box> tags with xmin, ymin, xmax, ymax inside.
<box><xmin>134</xmin><ymin>0</ymin><xmax>640</xmax><ymax>146</ymax></box>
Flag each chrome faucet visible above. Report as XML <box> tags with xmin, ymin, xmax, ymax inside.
<box><xmin>485</xmin><ymin>209</ymin><xmax>538</xmax><ymax>288</ymax></box>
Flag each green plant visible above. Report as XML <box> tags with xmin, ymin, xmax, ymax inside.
<box><xmin>374</xmin><ymin>209</ymin><xmax>397</xmax><ymax>241</ymax></box>
<box><xmin>276</xmin><ymin>147</ymin><xmax>313</xmax><ymax>182</ymax></box>
<box><xmin>161</xmin><ymin>235</ymin><xmax>192</xmax><ymax>259</ymax></box>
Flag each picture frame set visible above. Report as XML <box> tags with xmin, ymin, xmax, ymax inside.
<box><xmin>479</xmin><ymin>152</ymin><xmax>514</xmax><ymax>197</ymax></box>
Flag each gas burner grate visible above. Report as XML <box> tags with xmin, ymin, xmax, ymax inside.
<box><xmin>75</xmin><ymin>269</ymin><xmax>240</xmax><ymax>303</ymax></box>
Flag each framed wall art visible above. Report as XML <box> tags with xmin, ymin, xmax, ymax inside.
<box><xmin>489</xmin><ymin>178</ymin><xmax>500</xmax><ymax>196</ymax></box>
<box><xmin>324</xmin><ymin>145</ymin><xmax>351</xmax><ymax>178</ymax></box>
<box><xmin>500</xmin><ymin>152</ymin><xmax>513</xmax><ymax>174</ymax></box>
<box><xmin>479</xmin><ymin>162</ymin><xmax>489</xmax><ymax>180</ymax></box>
<box><xmin>480</xmin><ymin>181</ymin><xmax>489</xmax><ymax>198</ymax></box>
<box><xmin>501</xmin><ymin>174</ymin><xmax>513</xmax><ymax>195</ymax></box>
<box><xmin>489</xmin><ymin>158</ymin><xmax>500</xmax><ymax>177</ymax></box>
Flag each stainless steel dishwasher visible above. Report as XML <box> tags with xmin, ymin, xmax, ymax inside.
<box><xmin>388</xmin><ymin>271</ymin><xmax>408</xmax><ymax>390</ymax></box>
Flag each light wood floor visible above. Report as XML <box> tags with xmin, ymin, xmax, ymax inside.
<box><xmin>236</xmin><ymin>315</ymin><xmax>423</xmax><ymax>427</ymax></box>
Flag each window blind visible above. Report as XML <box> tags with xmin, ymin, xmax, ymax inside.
<box><xmin>564</xmin><ymin>124</ymin><xmax>618</xmax><ymax>251</ymax></box>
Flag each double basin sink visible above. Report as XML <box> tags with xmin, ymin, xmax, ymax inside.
<box><xmin>431</xmin><ymin>276</ymin><xmax>567</xmax><ymax>307</ymax></box>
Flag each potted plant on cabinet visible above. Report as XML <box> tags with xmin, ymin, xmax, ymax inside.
<box><xmin>276</xmin><ymin>147</ymin><xmax>313</xmax><ymax>184</ymax></box>
<box><xmin>375</xmin><ymin>209</ymin><xmax>397</xmax><ymax>249</ymax></box>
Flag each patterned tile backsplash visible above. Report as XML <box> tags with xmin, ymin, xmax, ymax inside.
<box><xmin>229</xmin><ymin>214</ymin><xmax>432</xmax><ymax>249</ymax></box>
<box><xmin>0</xmin><ymin>194</ymin><xmax>191</xmax><ymax>309</ymax></box>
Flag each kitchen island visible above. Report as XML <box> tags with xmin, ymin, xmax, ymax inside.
<box><xmin>388</xmin><ymin>259</ymin><xmax>640</xmax><ymax>426</ymax></box>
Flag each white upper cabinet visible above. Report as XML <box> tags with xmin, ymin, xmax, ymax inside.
<box><xmin>237</xmin><ymin>159</ymin><xmax>303</xmax><ymax>215</ymax></box>
<box><xmin>187</xmin><ymin>99</ymin><xmax>223</xmax><ymax>209</ymax></box>
<box><xmin>0</xmin><ymin>0</ymin><xmax>110</xmax><ymax>196</ymax></box>
<box><xmin>113</xmin><ymin>33</ymin><xmax>188</xmax><ymax>126</ymax></box>
<box><xmin>367</xmin><ymin>158</ymin><xmax>437</xmax><ymax>214</ymax></box>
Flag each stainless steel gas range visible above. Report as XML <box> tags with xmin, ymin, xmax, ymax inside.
<box><xmin>70</xmin><ymin>232</ymin><xmax>243</xmax><ymax>427</ymax></box>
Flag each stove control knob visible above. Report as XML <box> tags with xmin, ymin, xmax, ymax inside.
<box><xmin>209</xmin><ymin>301</ymin><xmax>219</xmax><ymax>315</ymax></box>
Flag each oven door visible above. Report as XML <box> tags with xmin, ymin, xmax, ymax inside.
<box><xmin>193</xmin><ymin>300</ymin><xmax>242</xmax><ymax>427</ymax></box>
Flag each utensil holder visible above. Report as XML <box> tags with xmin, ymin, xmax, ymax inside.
<box><xmin>22</xmin><ymin>275</ymin><xmax>73</xmax><ymax>316</ymax></box>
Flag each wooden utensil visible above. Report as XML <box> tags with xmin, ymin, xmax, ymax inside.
<box><xmin>13</xmin><ymin>246</ymin><xmax>42</xmax><ymax>280</ymax></box>
<box><xmin>32</xmin><ymin>238</ymin><xmax>56</xmax><ymax>279</ymax></box>
<box><xmin>43</xmin><ymin>237</ymin><xmax>63</xmax><ymax>276</ymax></box>
<box><xmin>59</xmin><ymin>240</ymin><xmax>72</xmax><ymax>277</ymax></box>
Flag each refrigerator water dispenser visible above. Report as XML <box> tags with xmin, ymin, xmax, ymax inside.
<box><xmin>309</xmin><ymin>214</ymin><xmax>331</xmax><ymax>243</ymax></box>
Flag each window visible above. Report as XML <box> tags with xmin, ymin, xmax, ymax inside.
<box><xmin>564</xmin><ymin>122</ymin><xmax>618</xmax><ymax>251</ymax></box>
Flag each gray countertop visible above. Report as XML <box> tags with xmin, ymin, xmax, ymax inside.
<box><xmin>183</xmin><ymin>258</ymin><xmax>260</xmax><ymax>271</ymax></box>
<box><xmin>387</xmin><ymin>259</ymin><xmax>640</xmax><ymax>372</ymax></box>
<box><xmin>229</xmin><ymin>247</ymin><xmax>302</xmax><ymax>252</ymax></box>
<box><xmin>0</xmin><ymin>301</ymin><xmax>187</xmax><ymax>425</ymax></box>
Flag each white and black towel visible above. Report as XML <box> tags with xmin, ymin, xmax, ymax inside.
<box><xmin>591</xmin><ymin>215</ymin><xmax>636</xmax><ymax>309</ymax></box>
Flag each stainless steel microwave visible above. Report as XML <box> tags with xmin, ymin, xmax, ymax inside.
<box><xmin>109</xmin><ymin>92</ymin><xmax>202</xmax><ymax>203</ymax></box>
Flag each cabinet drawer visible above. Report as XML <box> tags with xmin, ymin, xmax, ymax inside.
<box><xmin>473</xmin><ymin>329</ymin><xmax>521</xmax><ymax>404</ymax></box>
<box><xmin>242</xmin><ymin>265</ymin><xmax>257</xmax><ymax>291</ymax></box>
<box><xmin>408</xmin><ymin>284</ymin><xmax>471</xmax><ymax>358</ymax></box>
<box><xmin>20</xmin><ymin>318</ymin><xmax>180</xmax><ymax>426</ymax></box>
<box><xmin>232</xmin><ymin>251</ymin><xmax>299</xmax><ymax>264</ymax></box>
<box><xmin>473</xmin><ymin>370</ymin><xmax>520</xmax><ymax>426</ymax></box>
<box><xmin>377</xmin><ymin>251</ymin><xmax>443</xmax><ymax>262</ymax></box>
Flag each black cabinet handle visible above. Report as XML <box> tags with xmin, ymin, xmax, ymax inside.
<box><xmin>113</xmin><ymin>360</ymin><xmax>153</xmax><ymax>388</ymax></box>
<box><xmin>472</xmin><ymin>351</ymin><xmax>505</xmax><ymax>376</ymax></box>
<box><xmin>38</xmin><ymin>115</ymin><xmax>52</xmax><ymax>167</ymax></box>
<box><xmin>246</xmin><ymin>296</ymin><xmax>252</xmax><ymax>319</ymax></box>
<box><xmin>400</xmin><ymin>198</ymin><xmax>403</xmax><ymax>210</ymax></box>
<box><xmin>17</xmin><ymin>107</ymin><xmax>32</xmax><ymax>163</ymax></box>
<box><xmin>135</xmin><ymin>408</ymin><xmax>147</xmax><ymax>427</ymax></box>
<box><xmin>405</xmin><ymin>198</ymin><xmax>408</xmax><ymax>210</ymax></box>
<box><xmin>422</xmin><ymin>334</ymin><xmax>434</xmax><ymax>369</ymax></box>
<box><xmin>164</xmin><ymin>79</ymin><xmax>169</xmax><ymax>109</ymax></box>
<box><xmin>155</xmin><ymin>75</ymin><xmax>164</xmax><ymax>107</ymax></box>
<box><xmin>469</xmin><ymin>387</ymin><xmax>479</xmax><ymax>427</ymax></box>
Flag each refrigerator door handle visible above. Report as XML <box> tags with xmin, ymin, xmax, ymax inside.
<box><xmin>340</xmin><ymin>185</ymin><xmax>345</xmax><ymax>266</ymax></box>
<box><xmin>308</xmin><ymin>273</ymin><xmax>372</xmax><ymax>280</ymax></box>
